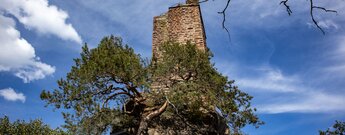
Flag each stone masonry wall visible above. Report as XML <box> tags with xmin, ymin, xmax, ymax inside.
<box><xmin>152</xmin><ymin>14</ymin><xmax>169</xmax><ymax>59</ymax></box>
<box><xmin>152</xmin><ymin>3</ymin><xmax>207</xmax><ymax>60</ymax></box>
<box><xmin>151</xmin><ymin>2</ymin><xmax>207</xmax><ymax>92</ymax></box>
<box><xmin>186</xmin><ymin>0</ymin><xmax>199</xmax><ymax>4</ymax></box>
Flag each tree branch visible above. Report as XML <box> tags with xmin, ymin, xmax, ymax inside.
<box><xmin>102</xmin><ymin>92</ymin><xmax>132</xmax><ymax>108</ymax></box>
<box><xmin>280</xmin><ymin>0</ymin><xmax>292</xmax><ymax>15</ymax></box>
<box><xmin>96</xmin><ymin>85</ymin><xmax>126</xmax><ymax>95</ymax></box>
<box><xmin>313</xmin><ymin>6</ymin><xmax>337</xmax><ymax>13</ymax></box>
<box><xmin>280</xmin><ymin>0</ymin><xmax>337</xmax><ymax>34</ymax></box>
<box><xmin>203</xmin><ymin>0</ymin><xmax>338</xmax><ymax>36</ymax></box>
<box><xmin>309</xmin><ymin>0</ymin><xmax>337</xmax><ymax>34</ymax></box>
<box><xmin>217</xmin><ymin>0</ymin><xmax>232</xmax><ymax>40</ymax></box>
<box><xmin>146</xmin><ymin>101</ymin><xmax>168</xmax><ymax>119</ymax></box>
<box><xmin>165</xmin><ymin>96</ymin><xmax>179</xmax><ymax>115</ymax></box>
<box><xmin>126</xmin><ymin>83</ymin><xmax>143</xmax><ymax>97</ymax></box>
<box><xmin>199</xmin><ymin>0</ymin><xmax>209</xmax><ymax>4</ymax></box>
<box><xmin>136</xmin><ymin>101</ymin><xmax>168</xmax><ymax>135</ymax></box>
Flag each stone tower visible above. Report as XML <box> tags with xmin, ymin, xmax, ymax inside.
<box><xmin>147</xmin><ymin>1</ymin><xmax>229</xmax><ymax>134</ymax></box>
<box><xmin>186</xmin><ymin>0</ymin><xmax>199</xmax><ymax>4</ymax></box>
<box><xmin>152</xmin><ymin>0</ymin><xmax>206</xmax><ymax>59</ymax></box>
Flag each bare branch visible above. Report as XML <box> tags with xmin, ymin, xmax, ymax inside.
<box><xmin>205</xmin><ymin>0</ymin><xmax>338</xmax><ymax>36</ymax></box>
<box><xmin>198</xmin><ymin>0</ymin><xmax>209</xmax><ymax>4</ymax></box>
<box><xmin>313</xmin><ymin>6</ymin><xmax>337</xmax><ymax>13</ymax></box>
<box><xmin>143</xmin><ymin>106</ymin><xmax>159</xmax><ymax>112</ymax></box>
<box><xmin>280</xmin><ymin>0</ymin><xmax>292</xmax><ymax>15</ymax></box>
<box><xmin>147</xmin><ymin>101</ymin><xmax>168</xmax><ymax>119</ymax></box>
<box><xmin>309</xmin><ymin>0</ymin><xmax>337</xmax><ymax>35</ymax></box>
<box><xmin>96</xmin><ymin>85</ymin><xmax>126</xmax><ymax>95</ymax></box>
<box><xmin>127</xmin><ymin>85</ymin><xmax>143</xmax><ymax>97</ymax></box>
<box><xmin>165</xmin><ymin>96</ymin><xmax>179</xmax><ymax>115</ymax></box>
<box><xmin>218</xmin><ymin>0</ymin><xmax>232</xmax><ymax>40</ymax></box>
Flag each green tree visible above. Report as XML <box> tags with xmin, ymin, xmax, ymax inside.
<box><xmin>0</xmin><ymin>116</ymin><xmax>68</xmax><ymax>135</ymax></box>
<box><xmin>41</xmin><ymin>35</ymin><xmax>263</xmax><ymax>135</ymax></box>
<box><xmin>320</xmin><ymin>121</ymin><xmax>345</xmax><ymax>135</ymax></box>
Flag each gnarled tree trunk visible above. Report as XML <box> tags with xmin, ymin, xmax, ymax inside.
<box><xmin>136</xmin><ymin>101</ymin><xmax>168</xmax><ymax>135</ymax></box>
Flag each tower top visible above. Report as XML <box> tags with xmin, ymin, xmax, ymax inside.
<box><xmin>152</xmin><ymin>1</ymin><xmax>207</xmax><ymax>59</ymax></box>
<box><xmin>186</xmin><ymin>0</ymin><xmax>199</xmax><ymax>4</ymax></box>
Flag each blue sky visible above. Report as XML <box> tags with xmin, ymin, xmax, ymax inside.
<box><xmin>0</xmin><ymin>0</ymin><xmax>344</xmax><ymax>134</ymax></box>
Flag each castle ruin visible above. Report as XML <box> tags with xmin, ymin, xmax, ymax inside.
<box><xmin>146</xmin><ymin>1</ymin><xmax>229</xmax><ymax>134</ymax></box>
<box><xmin>152</xmin><ymin>0</ymin><xmax>207</xmax><ymax>59</ymax></box>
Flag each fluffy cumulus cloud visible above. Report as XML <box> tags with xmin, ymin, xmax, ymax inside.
<box><xmin>0</xmin><ymin>0</ymin><xmax>82</xmax><ymax>43</ymax></box>
<box><xmin>0</xmin><ymin>0</ymin><xmax>82</xmax><ymax>82</ymax></box>
<box><xmin>0</xmin><ymin>88</ymin><xmax>26</xmax><ymax>103</ymax></box>
<box><xmin>0</xmin><ymin>15</ymin><xmax>55</xmax><ymax>83</ymax></box>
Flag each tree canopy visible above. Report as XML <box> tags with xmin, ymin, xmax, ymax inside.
<box><xmin>41</xmin><ymin>35</ymin><xmax>263</xmax><ymax>135</ymax></box>
<box><xmin>319</xmin><ymin>121</ymin><xmax>345</xmax><ymax>135</ymax></box>
<box><xmin>0</xmin><ymin>116</ymin><xmax>67</xmax><ymax>135</ymax></box>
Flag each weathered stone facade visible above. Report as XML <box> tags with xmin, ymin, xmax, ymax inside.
<box><xmin>152</xmin><ymin>1</ymin><xmax>207</xmax><ymax>59</ymax></box>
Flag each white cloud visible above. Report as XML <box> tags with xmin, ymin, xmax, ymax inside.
<box><xmin>307</xmin><ymin>19</ymin><xmax>340</xmax><ymax>31</ymax></box>
<box><xmin>0</xmin><ymin>88</ymin><xmax>26</xmax><ymax>103</ymax></box>
<box><xmin>0</xmin><ymin>14</ymin><xmax>55</xmax><ymax>83</ymax></box>
<box><xmin>0</xmin><ymin>0</ymin><xmax>81</xmax><ymax>43</ymax></box>
<box><xmin>331</xmin><ymin>37</ymin><xmax>345</xmax><ymax>59</ymax></box>
<box><xmin>241</xmin><ymin>68</ymin><xmax>345</xmax><ymax>113</ymax></box>
<box><xmin>237</xmin><ymin>67</ymin><xmax>299</xmax><ymax>93</ymax></box>
<box><xmin>322</xmin><ymin>36</ymin><xmax>345</xmax><ymax>76</ymax></box>
<box><xmin>0</xmin><ymin>0</ymin><xmax>77</xmax><ymax>82</ymax></box>
<box><xmin>259</xmin><ymin>92</ymin><xmax>345</xmax><ymax>113</ymax></box>
<box><xmin>75</xmin><ymin>0</ymin><xmax>183</xmax><ymax>46</ymax></box>
<box><xmin>201</xmin><ymin>0</ymin><xmax>345</xmax><ymax>34</ymax></box>
<box><xmin>217</xmin><ymin>61</ymin><xmax>345</xmax><ymax>114</ymax></box>
<box><xmin>203</xmin><ymin>0</ymin><xmax>345</xmax><ymax>114</ymax></box>
<box><xmin>202</xmin><ymin>0</ymin><xmax>345</xmax><ymax>114</ymax></box>
<box><xmin>318</xmin><ymin>20</ymin><xmax>340</xmax><ymax>30</ymax></box>
<box><xmin>14</xmin><ymin>61</ymin><xmax>56</xmax><ymax>83</ymax></box>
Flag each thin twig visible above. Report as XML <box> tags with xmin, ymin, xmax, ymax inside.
<box><xmin>165</xmin><ymin>96</ymin><xmax>179</xmax><ymax>115</ymax></box>
<box><xmin>313</xmin><ymin>6</ymin><xmax>337</xmax><ymax>13</ymax></box>
<box><xmin>217</xmin><ymin>0</ymin><xmax>232</xmax><ymax>41</ymax></box>
<box><xmin>280</xmin><ymin>0</ymin><xmax>292</xmax><ymax>15</ymax></box>
<box><xmin>164</xmin><ymin>95</ymin><xmax>198</xmax><ymax>131</ymax></box>
<box><xmin>198</xmin><ymin>0</ymin><xmax>209</xmax><ymax>4</ymax></box>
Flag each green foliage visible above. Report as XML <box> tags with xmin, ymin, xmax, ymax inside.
<box><xmin>320</xmin><ymin>121</ymin><xmax>345</xmax><ymax>135</ymax></box>
<box><xmin>41</xmin><ymin>36</ymin><xmax>147</xmax><ymax>134</ymax></box>
<box><xmin>152</xmin><ymin>42</ymin><xmax>263</xmax><ymax>133</ymax></box>
<box><xmin>0</xmin><ymin>116</ymin><xmax>68</xmax><ymax>135</ymax></box>
<box><xmin>41</xmin><ymin>35</ymin><xmax>262</xmax><ymax>134</ymax></box>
